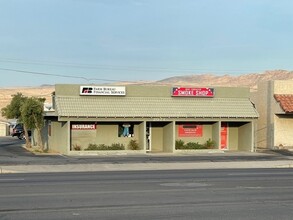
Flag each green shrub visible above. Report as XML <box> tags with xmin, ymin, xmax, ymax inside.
<box><xmin>97</xmin><ymin>144</ymin><xmax>109</xmax><ymax>150</ymax></box>
<box><xmin>85</xmin><ymin>143</ymin><xmax>99</xmax><ymax>150</ymax></box>
<box><xmin>72</xmin><ymin>144</ymin><xmax>81</xmax><ymax>151</ymax></box>
<box><xmin>185</xmin><ymin>142</ymin><xmax>204</xmax><ymax>149</ymax></box>
<box><xmin>109</xmin><ymin>143</ymin><xmax>125</xmax><ymax>150</ymax></box>
<box><xmin>203</xmin><ymin>139</ymin><xmax>216</xmax><ymax>149</ymax></box>
<box><xmin>176</xmin><ymin>139</ymin><xmax>215</xmax><ymax>150</ymax></box>
<box><xmin>84</xmin><ymin>143</ymin><xmax>125</xmax><ymax>151</ymax></box>
<box><xmin>175</xmin><ymin>140</ymin><xmax>185</xmax><ymax>149</ymax></box>
<box><xmin>128</xmin><ymin>139</ymin><xmax>140</xmax><ymax>150</ymax></box>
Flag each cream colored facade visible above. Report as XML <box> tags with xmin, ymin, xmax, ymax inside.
<box><xmin>0</xmin><ymin>120</ymin><xmax>9</xmax><ymax>136</ymax></box>
<box><xmin>254</xmin><ymin>80</ymin><xmax>293</xmax><ymax>150</ymax></box>
<box><xmin>40</xmin><ymin>84</ymin><xmax>258</xmax><ymax>155</ymax></box>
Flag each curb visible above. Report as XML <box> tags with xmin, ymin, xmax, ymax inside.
<box><xmin>1</xmin><ymin>160</ymin><xmax>293</xmax><ymax>174</ymax></box>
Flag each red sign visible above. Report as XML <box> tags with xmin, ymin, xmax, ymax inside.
<box><xmin>71</xmin><ymin>124</ymin><xmax>96</xmax><ymax>130</ymax></box>
<box><xmin>221</xmin><ymin>123</ymin><xmax>228</xmax><ymax>150</ymax></box>
<box><xmin>172</xmin><ymin>87</ymin><xmax>214</xmax><ymax>97</ymax></box>
<box><xmin>178</xmin><ymin>124</ymin><xmax>203</xmax><ymax>137</ymax></box>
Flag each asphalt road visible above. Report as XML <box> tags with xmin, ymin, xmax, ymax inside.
<box><xmin>1</xmin><ymin>169</ymin><xmax>293</xmax><ymax>220</ymax></box>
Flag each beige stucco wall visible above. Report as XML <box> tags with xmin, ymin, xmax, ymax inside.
<box><xmin>238</xmin><ymin>122</ymin><xmax>253</xmax><ymax>151</ymax></box>
<box><xmin>0</xmin><ymin>123</ymin><xmax>8</xmax><ymax>136</ymax></box>
<box><xmin>96</xmin><ymin>124</ymin><xmax>117</xmax><ymax>146</ymax></box>
<box><xmin>48</xmin><ymin>121</ymin><xmax>69</xmax><ymax>154</ymax></box>
<box><xmin>255</xmin><ymin>81</ymin><xmax>272</xmax><ymax>149</ymax></box>
<box><xmin>72</xmin><ymin>127</ymin><xmax>96</xmax><ymax>150</ymax></box>
<box><xmin>274</xmin><ymin>116</ymin><xmax>293</xmax><ymax>148</ymax></box>
<box><xmin>274</xmin><ymin>80</ymin><xmax>293</xmax><ymax>94</ymax></box>
<box><xmin>212</xmin><ymin>122</ymin><xmax>220</xmax><ymax>149</ymax></box>
<box><xmin>228</xmin><ymin>127</ymin><xmax>238</xmax><ymax>151</ymax></box>
<box><xmin>163</xmin><ymin>122</ymin><xmax>175</xmax><ymax>153</ymax></box>
<box><xmin>55</xmin><ymin>84</ymin><xmax>251</xmax><ymax>99</ymax></box>
<box><xmin>151</xmin><ymin>127</ymin><xmax>163</xmax><ymax>152</ymax></box>
<box><xmin>138</xmin><ymin>122</ymin><xmax>146</xmax><ymax>150</ymax></box>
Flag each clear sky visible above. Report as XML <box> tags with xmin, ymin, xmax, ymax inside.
<box><xmin>0</xmin><ymin>0</ymin><xmax>293</xmax><ymax>87</ymax></box>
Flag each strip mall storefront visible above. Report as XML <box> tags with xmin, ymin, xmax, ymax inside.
<box><xmin>42</xmin><ymin>84</ymin><xmax>259</xmax><ymax>155</ymax></box>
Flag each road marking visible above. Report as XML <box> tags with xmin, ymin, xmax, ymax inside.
<box><xmin>227</xmin><ymin>172</ymin><xmax>293</xmax><ymax>176</ymax></box>
<box><xmin>0</xmin><ymin>188</ymin><xmax>202</xmax><ymax>198</ymax></box>
<box><xmin>160</xmin><ymin>182</ymin><xmax>209</xmax><ymax>187</ymax></box>
<box><xmin>0</xmin><ymin>178</ymin><xmax>25</xmax><ymax>181</ymax></box>
<box><xmin>236</xmin><ymin>186</ymin><xmax>263</xmax><ymax>189</ymax></box>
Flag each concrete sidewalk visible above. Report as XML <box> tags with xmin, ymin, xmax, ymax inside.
<box><xmin>1</xmin><ymin>159</ymin><xmax>293</xmax><ymax>174</ymax></box>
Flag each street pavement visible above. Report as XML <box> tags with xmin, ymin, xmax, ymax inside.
<box><xmin>1</xmin><ymin>136</ymin><xmax>293</xmax><ymax>173</ymax></box>
<box><xmin>2</xmin><ymin>168</ymin><xmax>293</xmax><ymax>219</ymax></box>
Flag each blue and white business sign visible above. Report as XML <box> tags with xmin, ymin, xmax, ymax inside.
<box><xmin>80</xmin><ymin>86</ymin><xmax>126</xmax><ymax>96</ymax></box>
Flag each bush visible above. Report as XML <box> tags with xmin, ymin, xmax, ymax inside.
<box><xmin>128</xmin><ymin>139</ymin><xmax>140</xmax><ymax>150</ymax></box>
<box><xmin>84</xmin><ymin>143</ymin><xmax>125</xmax><ymax>151</ymax></box>
<box><xmin>85</xmin><ymin>143</ymin><xmax>100</xmax><ymax>150</ymax></box>
<box><xmin>175</xmin><ymin>139</ymin><xmax>216</xmax><ymax>150</ymax></box>
<box><xmin>175</xmin><ymin>140</ymin><xmax>185</xmax><ymax>149</ymax></box>
<box><xmin>185</xmin><ymin>142</ymin><xmax>204</xmax><ymax>149</ymax></box>
<box><xmin>110</xmin><ymin>143</ymin><xmax>125</xmax><ymax>150</ymax></box>
<box><xmin>72</xmin><ymin>144</ymin><xmax>81</xmax><ymax>151</ymax></box>
<box><xmin>203</xmin><ymin>139</ymin><xmax>216</xmax><ymax>149</ymax></box>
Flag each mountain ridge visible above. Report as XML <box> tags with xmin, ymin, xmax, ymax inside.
<box><xmin>155</xmin><ymin>70</ymin><xmax>293</xmax><ymax>89</ymax></box>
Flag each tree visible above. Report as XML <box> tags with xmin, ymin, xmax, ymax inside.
<box><xmin>21</xmin><ymin>97</ymin><xmax>46</xmax><ymax>150</ymax></box>
<box><xmin>1</xmin><ymin>93</ymin><xmax>46</xmax><ymax>150</ymax></box>
<box><xmin>1</xmin><ymin>93</ymin><xmax>31</xmax><ymax>148</ymax></box>
<box><xmin>1</xmin><ymin>93</ymin><xmax>25</xmax><ymax>119</ymax></box>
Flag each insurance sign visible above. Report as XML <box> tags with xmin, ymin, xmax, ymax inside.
<box><xmin>71</xmin><ymin>124</ymin><xmax>96</xmax><ymax>130</ymax></box>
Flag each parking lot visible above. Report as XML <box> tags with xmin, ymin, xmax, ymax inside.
<box><xmin>1</xmin><ymin>136</ymin><xmax>293</xmax><ymax>167</ymax></box>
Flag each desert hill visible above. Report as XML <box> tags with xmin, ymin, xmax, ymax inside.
<box><xmin>1</xmin><ymin>70</ymin><xmax>293</xmax><ymax>121</ymax></box>
<box><xmin>156</xmin><ymin>70</ymin><xmax>293</xmax><ymax>89</ymax></box>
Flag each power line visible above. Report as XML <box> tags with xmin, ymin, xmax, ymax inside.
<box><xmin>0</xmin><ymin>57</ymin><xmax>194</xmax><ymax>72</ymax></box>
<box><xmin>0</xmin><ymin>57</ymin><xmax>267</xmax><ymax>73</ymax></box>
<box><xmin>0</xmin><ymin>68</ymin><xmax>128</xmax><ymax>82</ymax></box>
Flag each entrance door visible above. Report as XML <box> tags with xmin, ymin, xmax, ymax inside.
<box><xmin>146</xmin><ymin>122</ymin><xmax>151</xmax><ymax>152</ymax></box>
<box><xmin>221</xmin><ymin>122</ymin><xmax>228</xmax><ymax>150</ymax></box>
<box><xmin>151</xmin><ymin>126</ymin><xmax>163</xmax><ymax>152</ymax></box>
<box><xmin>146</xmin><ymin>122</ymin><xmax>165</xmax><ymax>152</ymax></box>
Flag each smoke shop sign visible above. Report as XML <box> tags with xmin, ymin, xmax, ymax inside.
<box><xmin>80</xmin><ymin>86</ymin><xmax>126</xmax><ymax>96</ymax></box>
<box><xmin>172</xmin><ymin>87</ymin><xmax>214</xmax><ymax>97</ymax></box>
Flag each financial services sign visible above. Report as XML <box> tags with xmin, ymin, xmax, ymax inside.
<box><xmin>80</xmin><ymin>86</ymin><xmax>126</xmax><ymax>96</ymax></box>
<box><xmin>172</xmin><ymin>87</ymin><xmax>214</xmax><ymax>97</ymax></box>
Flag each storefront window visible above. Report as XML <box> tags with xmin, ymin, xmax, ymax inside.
<box><xmin>118</xmin><ymin>123</ymin><xmax>134</xmax><ymax>137</ymax></box>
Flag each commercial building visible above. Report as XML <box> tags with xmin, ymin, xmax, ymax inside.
<box><xmin>41</xmin><ymin>84</ymin><xmax>259</xmax><ymax>155</ymax></box>
<box><xmin>254</xmin><ymin>80</ymin><xmax>293</xmax><ymax>150</ymax></box>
